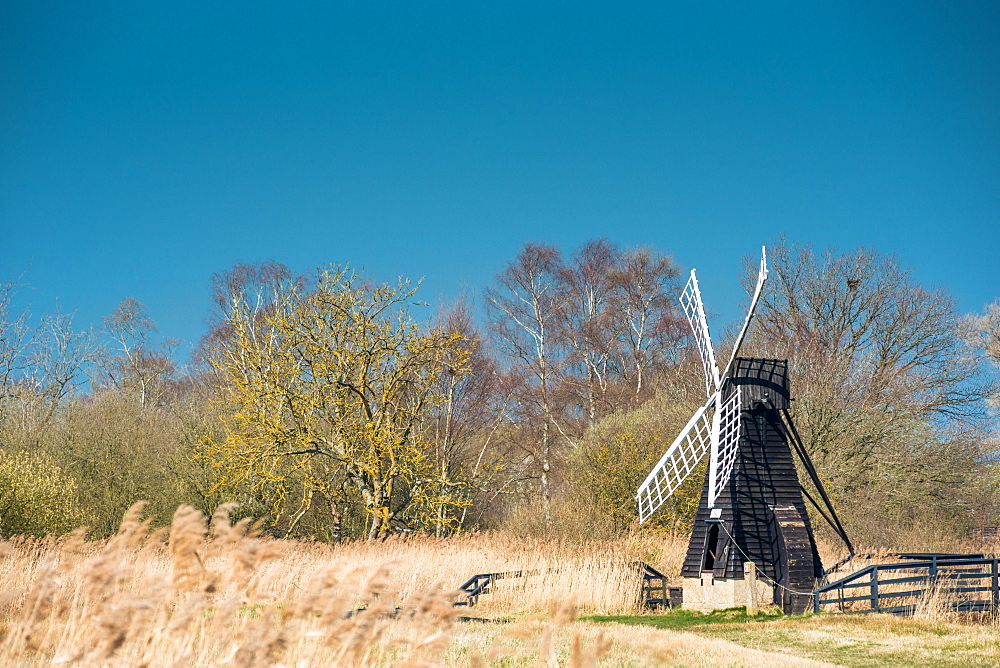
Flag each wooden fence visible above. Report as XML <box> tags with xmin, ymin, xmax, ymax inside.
<box><xmin>455</xmin><ymin>562</ymin><xmax>671</xmax><ymax>609</ymax></box>
<box><xmin>814</xmin><ymin>556</ymin><xmax>1000</xmax><ymax>615</ymax></box>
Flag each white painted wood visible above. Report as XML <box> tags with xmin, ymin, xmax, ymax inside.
<box><xmin>709</xmin><ymin>386</ymin><xmax>742</xmax><ymax>508</ymax></box>
<box><xmin>679</xmin><ymin>270</ymin><xmax>720</xmax><ymax>397</ymax></box>
<box><xmin>636</xmin><ymin>392</ymin><xmax>717</xmax><ymax>523</ymax></box>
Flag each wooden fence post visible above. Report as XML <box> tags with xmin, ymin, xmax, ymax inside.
<box><xmin>870</xmin><ymin>568</ymin><xmax>880</xmax><ymax>612</ymax></box>
<box><xmin>744</xmin><ymin>562</ymin><xmax>757</xmax><ymax>614</ymax></box>
<box><xmin>992</xmin><ymin>559</ymin><xmax>998</xmax><ymax>612</ymax></box>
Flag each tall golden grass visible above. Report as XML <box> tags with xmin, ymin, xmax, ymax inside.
<box><xmin>0</xmin><ymin>504</ymin><xmax>692</xmax><ymax>666</ymax></box>
<box><xmin>3</xmin><ymin>505</ymin><xmax>993</xmax><ymax>665</ymax></box>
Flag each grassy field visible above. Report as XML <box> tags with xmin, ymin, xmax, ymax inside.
<box><xmin>585</xmin><ymin>609</ymin><xmax>1000</xmax><ymax>667</ymax></box>
<box><xmin>0</xmin><ymin>505</ymin><xmax>997</xmax><ymax>666</ymax></box>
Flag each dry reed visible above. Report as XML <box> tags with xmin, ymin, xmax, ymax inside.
<box><xmin>0</xmin><ymin>505</ymin><xmax>698</xmax><ymax>666</ymax></box>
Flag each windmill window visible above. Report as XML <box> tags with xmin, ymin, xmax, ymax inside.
<box><xmin>703</xmin><ymin>524</ymin><xmax>721</xmax><ymax>572</ymax></box>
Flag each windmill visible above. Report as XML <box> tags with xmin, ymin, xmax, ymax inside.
<box><xmin>636</xmin><ymin>247</ymin><xmax>852</xmax><ymax>614</ymax></box>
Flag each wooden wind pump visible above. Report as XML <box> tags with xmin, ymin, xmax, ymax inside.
<box><xmin>636</xmin><ymin>247</ymin><xmax>852</xmax><ymax>614</ymax></box>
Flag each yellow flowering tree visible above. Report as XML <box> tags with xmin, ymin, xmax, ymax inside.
<box><xmin>205</xmin><ymin>267</ymin><xmax>471</xmax><ymax>539</ymax></box>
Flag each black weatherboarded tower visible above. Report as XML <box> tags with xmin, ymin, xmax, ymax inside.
<box><xmin>681</xmin><ymin>357</ymin><xmax>822</xmax><ymax>614</ymax></box>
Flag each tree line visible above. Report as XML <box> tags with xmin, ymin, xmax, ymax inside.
<box><xmin>1</xmin><ymin>239</ymin><xmax>997</xmax><ymax>547</ymax></box>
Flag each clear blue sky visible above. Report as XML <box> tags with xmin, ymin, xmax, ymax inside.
<box><xmin>3</xmin><ymin>2</ymin><xmax>998</xmax><ymax>357</ymax></box>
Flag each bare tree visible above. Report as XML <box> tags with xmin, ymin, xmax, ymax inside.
<box><xmin>0</xmin><ymin>280</ymin><xmax>98</xmax><ymax>435</ymax></box>
<box><xmin>100</xmin><ymin>298</ymin><xmax>176</xmax><ymax>408</ymax></box>
<box><xmin>963</xmin><ymin>300</ymin><xmax>1000</xmax><ymax>409</ymax></box>
<box><xmin>192</xmin><ymin>260</ymin><xmax>298</xmax><ymax>365</ymax></box>
<box><xmin>556</xmin><ymin>239</ymin><xmax>623</xmax><ymax>426</ymax></box>
<box><xmin>554</xmin><ymin>241</ymin><xmax>684</xmax><ymax>421</ymax></box>
<box><xmin>428</xmin><ymin>296</ymin><xmax>527</xmax><ymax>533</ymax></box>
<box><xmin>24</xmin><ymin>308</ymin><xmax>99</xmax><ymax>429</ymax></box>
<box><xmin>612</xmin><ymin>246</ymin><xmax>684</xmax><ymax>401</ymax></box>
<box><xmin>747</xmin><ymin>241</ymin><xmax>991</xmax><ymax>493</ymax></box>
<box><xmin>485</xmin><ymin>243</ymin><xmax>567</xmax><ymax>523</ymax></box>
<box><xmin>485</xmin><ymin>241</ymin><xmax>687</xmax><ymax>525</ymax></box>
<box><xmin>0</xmin><ymin>279</ymin><xmax>33</xmax><ymax>406</ymax></box>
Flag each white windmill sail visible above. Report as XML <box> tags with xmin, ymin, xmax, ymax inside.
<box><xmin>637</xmin><ymin>246</ymin><xmax>771</xmax><ymax>522</ymax></box>
<box><xmin>637</xmin><ymin>267</ymin><xmax>721</xmax><ymax>523</ymax></box>
<box><xmin>679</xmin><ymin>270</ymin><xmax>720</xmax><ymax>397</ymax></box>
<box><xmin>636</xmin><ymin>394</ymin><xmax>715</xmax><ymax>522</ymax></box>
<box><xmin>708</xmin><ymin>385</ymin><xmax>742</xmax><ymax>507</ymax></box>
<box><xmin>720</xmin><ymin>247</ymin><xmax>768</xmax><ymax>381</ymax></box>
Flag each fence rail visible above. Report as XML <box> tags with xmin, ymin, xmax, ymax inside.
<box><xmin>814</xmin><ymin>556</ymin><xmax>1000</xmax><ymax>616</ymax></box>
<box><xmin>454</xmin><ymin>570</ymin><xmax>537</xmax><ymax>607</ymax></box>
<box><xmin>455</xmin><ymin>562</ymin><xmax>670</xmax><ymax>609</ymax></box>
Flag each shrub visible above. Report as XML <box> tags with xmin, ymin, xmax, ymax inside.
<box><xmin>568</xmin><ymin>391</ymin><xmax>705</xmax><ymax>534</ymax></box>
<box><xmin>0</xmin><ymin>449</ymin><xmax>87</xmax><ymax>537</ymax></box>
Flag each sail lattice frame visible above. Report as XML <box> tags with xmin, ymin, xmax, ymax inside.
<box><xmin>720</xmin><ymin>247</ymin><xmax>768</xmax><ymax>381</ymax></box>
<box><xmin>637</xmin><ymin>396</ymin><xmax>715</xmax><ymax>523</ymax></box>
<box><xmin>679</xmin><ymin>271</ymin><xmax>720</xmax><ymax>397</ymax></box>
<box><xmin>708</xmin><ymin>386</ymin><xmax>742</xmax><ymax>507</ymax></box>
